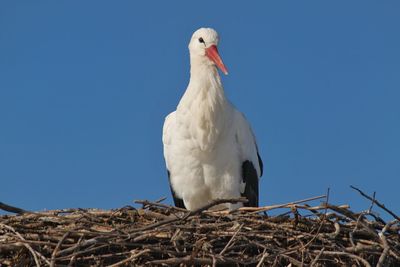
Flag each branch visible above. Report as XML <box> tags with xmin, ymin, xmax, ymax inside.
<box><xmin>350</xmin><ymin>186</ymin><xmax>400</xmax><ymax>222</ymax></box>
<box><xmin>377</xmin><ymin>220</ymin><xmax>397</xmax><ymax>267</ymax></box>
<box><xmin>133</xmin><ymin>198</ymin><xmax>248</xmax><ymax>233</ymax></box>
<box><xmin>311</xmin><ymin>250</ymin><xmax>371</xmax><ymax>267</ymax></box>
<box><xmin>147</xmin><ymin>255</ymin><xmax>245</xmax><ymax>266</ymax></box>
<box><xmin>107</xmin><ymin>249</ymin><xmax>151</xmax><ymax>267</ymax></box>
<box><xmin>0</xmin><ymin>223</ymin><xmax>44</xmax><ymax>267</ymax></box>
<box><xmin>182</xmin><ymin>198</ymin><xmax>248</xmax><ymax>219</ymax></box>
<box><xmin>237</xmin><ymin>194</ymin><xmax>327</xmax><ymax>213</ymax></box>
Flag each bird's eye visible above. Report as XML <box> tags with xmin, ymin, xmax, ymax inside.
<box><xmin>198</xmin><ymin>37</ymin><xmax>205</xmax><ymax>44</ymax></box>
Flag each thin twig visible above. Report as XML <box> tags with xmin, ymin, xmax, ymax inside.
<box><xmin>351</xmin><ymin>185</ymin><xmax>400</xmax><ymax>222</ymax></box>
<box><xmin>135</xmin><ymin>199</ymin><xmax>186</xmax><ymax>212</ymax></box>
<box><xmin>0</xmin><ymin>223</ymin><xmax>42</xmax><ymax>267</ymax></box>
<box><xmin>301</xmin><ymin>188</ymin><xmax>330</xmax><ymax>250</ymax></box>
<box><xmin>368</xmin><ymin>191</ymin><xmax>376</xmax><ymax>213</ymax></box>
<box><xmin>256</xmin><ymin>248</ymin><xmax>269</xmax><ymax>267</ymax></box>
<box><xmin>377</xmin><ymin>220</ymin><xmax>397</xmax><ymax>267</ymax></box>
<box><xmin>106</xmin><ymin>249</ymin><xmax>150</xmax><ymax>267</ymax></box>
<box><xmin>50</xmin><ymin>231</ymin><xmax>70</xmax><ymax>267</ymax></box>
<box><xmin>310</xmin><ymin>247</ymin><xmax>325</xmax><ymax>267</ymax></box>
<box><xmin>312</xmin><ymin>250</ymin><xmax>372</xmax><ymax>267</ymax></box>
<box><xmin>239</xmin><ymin>195</ymin><xmax>326</xmax><ymax>213</ymax></box>
<box><xmin>219</xmin><ymin>224</ymin><xmax>243</xmax><ymax>255</ymax></box>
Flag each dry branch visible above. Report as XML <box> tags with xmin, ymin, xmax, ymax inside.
<box><xmin>351</xmin><ymin>185</ymin><xmax>400</xmax><ymax>222</ymax></box>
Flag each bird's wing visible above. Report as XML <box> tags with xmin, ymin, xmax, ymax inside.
<box><xmin>162</xmin><ymin>112</ymin><xmax>175</xmax><ymax>170</ymax></box>
<box><xmin>234</xmin><ymin>111</ymin><xmax>263</xmax><ymax>207</ymax></box>
<box><xmin>167</xmin><ymin>170</ymin><xmax>185</xmax><ymax>208</ymax></box>
<box><xmin>162</xmin><ymin>112</ymin><xmax>186</xmax><ymax>209</ymax></box>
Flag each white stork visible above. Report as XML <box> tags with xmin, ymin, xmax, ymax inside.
<box><xmin>162</xmin><ymin>28</ymin><xmax>263</xmax><ymax>210</ymax></box>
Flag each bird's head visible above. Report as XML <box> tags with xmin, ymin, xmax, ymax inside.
<box><xmin>188</xmin><ymin>28</ymin><xmax>228</xmax><ymax>75</ymax></box>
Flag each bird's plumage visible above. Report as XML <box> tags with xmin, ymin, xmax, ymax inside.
<box><xmin>162</xmin><ymin>28</ymin><xmax>263</xmax><ymax>210</ymax></box>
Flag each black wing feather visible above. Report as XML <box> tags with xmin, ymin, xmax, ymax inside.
<box><xmin>257</xmin><ymin>151</ymin><xmax>263</xmax><ymax>177</ymax></box>
<box><xmin>167</xmin><ymin>170</ymin><xmax>186</xmax><ymax>209</ymax></box>
<box><xmin>241</xmin><ymin>160</ymin><xmax>259</xmax><ymax>207</ymax></box>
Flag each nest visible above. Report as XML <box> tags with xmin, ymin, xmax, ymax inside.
<box><xmin>1</xmin><ymin>188</ymin><xmax>399</xmax><ymax>266</ymax></box>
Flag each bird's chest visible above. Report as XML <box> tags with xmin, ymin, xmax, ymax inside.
<box><xmin>171</xmin><ymin>92</ymin><xmax>240</xmax><ymax>186</ymax></box>
<box><xmin>170</xmin><ymin>134</ymin><xmax>242</xmax><ymax>205</ymax></box>
<box><xmin>177</xmin><ymin>108</ymin><xmax>230</xmax><ymax>152</ymax></box>
<box><xmin>176</xmin><ymin>85</ymin><xmax>231</xmax><ymax>150</ymax></box>
<box><xmin>173</xmin><ymin>127</ymin><xmax>239</xmax><ymax>177</ymax></box>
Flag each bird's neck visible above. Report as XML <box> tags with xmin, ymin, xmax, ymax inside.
<box><xmin>177</xmin><ymin>58</ymin><xmax>231</xmax><ymax>150</ymax></box>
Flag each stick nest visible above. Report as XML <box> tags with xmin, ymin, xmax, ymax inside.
<box><xmin>1</xmin><ymin>196</ymin><xmax>399</xmax><ymax>266</ymax></box>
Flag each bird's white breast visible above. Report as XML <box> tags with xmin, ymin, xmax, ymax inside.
<box><xmin>163</xmin><ymin>111</ymin><xmax>243</xmax><ymax>210</ymax></box>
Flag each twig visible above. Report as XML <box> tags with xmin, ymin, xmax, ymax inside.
<box><xmin>311</xmin><ymin>250</ymin><xmax>371</xmax><ymax>267</ymax></box>
<box><xmin>219</xmin><ymin>224</ymin><xmax>243</xmax><ymax>255</ymax></box>
<box><xmin>280</xmin><ymin>254</ymin><xmax>303</xmax><ymax>267</ymax></box>
<box><xmin>50</xmin><ymin>231</ymin><xmax>70</xmax><ymax>267</ymax></box>
<box><xmin>135</xmin><ymin>199</ymin><xmax>186</xmax><ymax>212</ymax></box>
<box><xmin>300</xmin><ymin>189</ymin><xmax>330</xmax><ymax>250</ymax></box>
<box><xmin>67</xmin><ymin>235</ymin><xmax>83</xmax><ymax>267</ymax></box>
<box><xmin>377</xmin><ymin>220</ymin><xmax>397</xmax><ymax>267</ymax></box>
<box><xmin>351</xmin><ymin>185</ymin><xmax>400</xmax><ymax>222</ymax></box>
<box><xmin>310</xmin><ymin>247</ymin><xmax>325</xmax><ymax>267</ymax></box>
<box><xmin>238</xmin><ymin>195</ymin><xmax>327</xmax><ymax>213</ymax></box>
<box><xmin>132</xmin><ymin>198</ymin><xmax>247</xmax><ymax>233</ymax></box>
<box><xmin>56</xmin><ymin>236</ymin><xmax>108</xmax><ymax>256</ymax></box>
<box><xmin>327</xmin><ymin>203</ymin><xmax>378</xmax><ymax>239</ymax></box>
<box><xmin>0</xmin><ymin>223</ymin><xmax>42</xmax><ymax>267</ymax></box>
<box><xmin>377</xmin><ymin>232</ymin><xmax>389</xmax><ymax>267</ymax></box>
<box><xmin>147</xmin><ymin>255</ymin><xmax>244</xmax><ymax>265</ymax></box>
<box><xmin>256</xmin><ymin>248</ymin><xmax>269</xmax><ymax>267</ymax></box>
<box><xmin>368</xmin><ymin>191</ymin><xmax>376</xmax><ymax>213</ymax></box>
<box><xmin>183</xmin><ymin>197</ymin><xmax>248</xmax><ymax>219</ymax></box>
<box><xmin>107</xmin><ymin>249</ymin><xmax>150</xmax><ymax>267</ymax></box>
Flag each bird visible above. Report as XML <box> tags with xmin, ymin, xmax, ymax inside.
<box><xmin>162</xmin><ymin>28</ymin><xmax>263</xmax><ymax>211</ymax></box>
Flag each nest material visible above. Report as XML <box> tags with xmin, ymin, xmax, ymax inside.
<box><xmin>0</xmin><ymin>193</ymin><xmax>399</xmax><ymax>266</ymax></box>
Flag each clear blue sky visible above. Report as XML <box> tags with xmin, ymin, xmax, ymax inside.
<box><xmin>1</xmin><ymin>2</ymin><xmax>399</xmax><ymax>218</ymax></box>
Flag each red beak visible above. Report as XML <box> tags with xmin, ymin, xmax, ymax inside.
<box><xmin>205</xmin><ymin>45</ymin><xmax>228</xmax><ymax>75</ymax></box>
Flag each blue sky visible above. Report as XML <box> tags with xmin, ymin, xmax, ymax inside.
<box><xmin>1</xmin><ymin>2</ymin><xmax>399</xmax><ymax>218</ymax></box>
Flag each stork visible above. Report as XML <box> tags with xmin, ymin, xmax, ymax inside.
<box><xmin>162</xmin><ymin>28</ymin><xmax>263</xmax><ymax>210</ymax></box>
